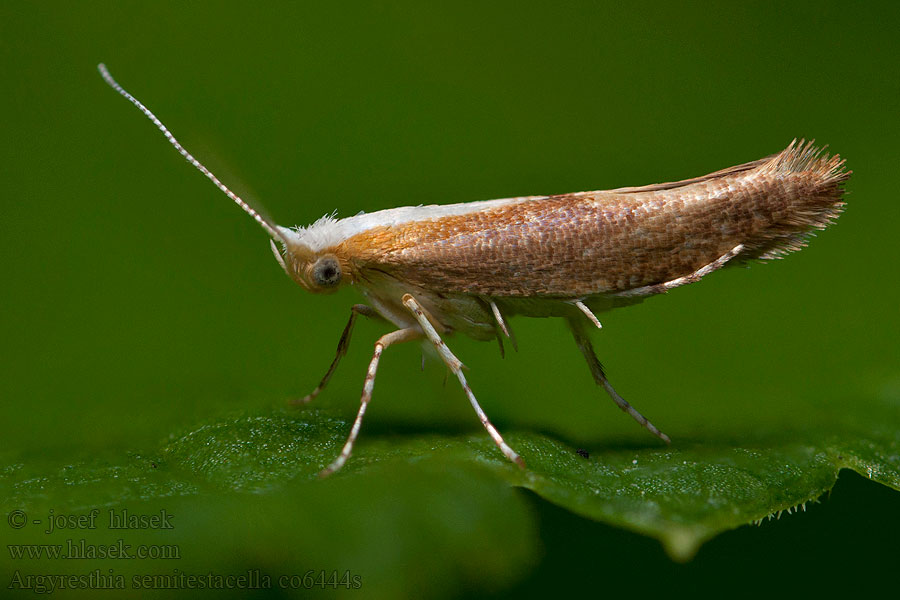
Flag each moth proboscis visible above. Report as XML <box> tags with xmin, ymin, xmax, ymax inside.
<box><xmin>98</xmin><ymin>64</ymin><xmax>850</xmax><ymax>476</ymax></box>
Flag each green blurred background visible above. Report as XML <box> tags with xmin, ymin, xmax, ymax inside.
<box><xmin>2</xmin><ymin>1</ymin><xmax>898</xmax><ymax>597</ymax></box>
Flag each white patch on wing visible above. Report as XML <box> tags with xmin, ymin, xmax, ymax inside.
<box><xmin>282</xmin><ymin>195</ymin><xmax>544</xmax><ymax>252</ymax></box>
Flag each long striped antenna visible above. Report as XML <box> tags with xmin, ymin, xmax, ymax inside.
<box><xmin>97</xmin><ymin>63</ymin><xmax>285</xmax><ymax>241</ymax></box>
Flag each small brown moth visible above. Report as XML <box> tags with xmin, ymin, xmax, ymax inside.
<box><xmin>99</xmin><ymin>65</ymin><xmax>850</xmax><ymax>475</ymax></box>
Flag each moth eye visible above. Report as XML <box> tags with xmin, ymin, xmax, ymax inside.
<box><xmin>312</xmin><ymin>257</ymin><xmax>342</xmax><ymax>287</ymax></box>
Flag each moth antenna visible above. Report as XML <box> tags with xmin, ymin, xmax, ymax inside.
<box><xmin>97</xmin><ymin>63</ymin><xmax>285</xmax><ymax>242</ymax></box>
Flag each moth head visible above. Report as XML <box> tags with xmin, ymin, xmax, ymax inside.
<box><xmin>270</xmin><ymin>237</ymin><xmax>346</xmax><ymax>294</ymax></box>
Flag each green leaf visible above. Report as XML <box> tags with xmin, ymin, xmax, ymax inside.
<box><xmin>4</xmin><ymin>396</ymin><xmax>897</xmax><ymax>596</ymax></box>
<box><xmin>2</xmin><ymin>421</ymin><xmax>539</xmax><ymax>598</ymax></box>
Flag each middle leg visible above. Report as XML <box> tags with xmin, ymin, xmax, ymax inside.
<box><xmin>401</xmin><ymin>293</ymin><xmax>525</xmax><ymax>468</ymax></box>
<box><xmin>319</xmin><ymin>326</ymin><xmax>421</xmax><ymax>477</ymax></box>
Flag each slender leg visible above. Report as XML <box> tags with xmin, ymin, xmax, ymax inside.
<box><xmin>573</xmin><ymin>300</ymin><xmax>603</xmax><ymax>329</ymax></box>
<box><xmin>567</xmin><ymin>318</ymin><xmax>671</xmax><ymax>444</ymax></box>
<box><xmin>494</xmin><ymin>332</ymin><xmax>505</xmax><ymax>359</ymax></box>
<box><xmin>401</xmin><ymin>293</ymin><xmax>525</xmax><ymax>468</ymax></box>
<box><xmin>489</xmin><ymin>299</ymin><xmax>517</xmax><ymax>352</ymax></box>
<box><xmin>293</xmin><ymin>304</ymin><xmax>380</xmax><ymax>405</ymax></box>
<box><xmin>613</xmin><ymin>244</ymin><xmax>744</xmax><ymax>298</ymax></box>
<box><xmin>320</xmin><ymin>327</ymin><xmax>422</xmax><ymax>477</ymax></box>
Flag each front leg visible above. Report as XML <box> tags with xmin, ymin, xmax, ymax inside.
<box><xmin>294</xmin><ymin>304</ymin><xmax>381</xmax><ymax>405</ymax></box>
<box><xmin>401</xmin><ymin>293</ymin><xmax>525</xmax><ymax>469</ymax></box>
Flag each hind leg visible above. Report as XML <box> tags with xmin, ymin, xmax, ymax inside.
<box><xmin>568</xmin><ymin>318</ymin><xmax>670</xmax><ymax>443</ymax></box>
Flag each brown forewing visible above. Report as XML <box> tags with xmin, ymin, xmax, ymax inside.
<box><xmin>336</xmin><ymin>144</ymin><xmax>847</xmax><ymax>298</ymax></box>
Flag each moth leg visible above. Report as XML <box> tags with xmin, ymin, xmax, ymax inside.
<box><xmin>614</xmin><ymin>244</ymin><xmax>745</xmax><ymax>298</ymax></box>
<box><xmin>294</xmin><ymin>304</ymin><xmax>381</xmax><ymax>405</ymax></box>
<box><xmin>573</xmin><ymin>300</ymin><xmax>603</xmax><ymax>329</ymax></box>
<box><xmin>401</xmin><ymin>293</ymin><xmax>525</xmax><ymax>469</ymax></box>
<box><xmin>488</xmin><ymin>299</ymin><xmax>517</xmax><ymax>352</ymax></box>
<box><xmin>320</xmin><ymin>326</ymin><xmax>422</xmax><ymax>477</ymax></box>
<box><xmin>567</xmin><ymin>318</ymin><xmax>671</xmax><ymax>444</ymax></box>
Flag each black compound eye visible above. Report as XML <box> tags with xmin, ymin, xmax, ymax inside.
<box><xmin>312</xmin><ymin>257</ymin><xmax>342</xmax><ymax>287</ymax></box>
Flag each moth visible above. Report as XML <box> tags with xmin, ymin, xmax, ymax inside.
<box><xmin>99</xmin><ymin>64</ymin><xmax>850</xmax><ymax>475</ymax></box>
